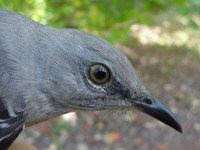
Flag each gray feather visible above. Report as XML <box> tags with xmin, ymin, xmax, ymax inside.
<box><xmin>0</xmin><ymin>9</ymin><xmax>147</xmax><ymax>126</ymax></box>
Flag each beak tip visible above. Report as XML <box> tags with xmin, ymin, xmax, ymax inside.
<box><xmin>177</xmin><ymin>128</ymin><xmax>182</xmax><ymax>134</ymax></box>
<box><xmin>165</xmin><ymin>112</ymin><xmax>183</xmax><ymax>134</ymax></box>
<box><xmin>174</xmin><ymin>122</ymin><xmax>182</xmax><ymax>133</ymax></box>
<box><xmin>164</xmin><ymin>114</ymin><xmax>183</xmax><ymax>133</ymax></box>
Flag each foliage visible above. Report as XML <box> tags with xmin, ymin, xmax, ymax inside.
<box><xmin>0</xmin><ymin>0</ymin><xmax>199</xmax><ymax>43</ymax></box>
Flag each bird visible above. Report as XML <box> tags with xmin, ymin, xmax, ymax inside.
<box><xmin>0</xmin><ymin>9</ymin><xmax>182</xmax><ymax>149</ymax></box>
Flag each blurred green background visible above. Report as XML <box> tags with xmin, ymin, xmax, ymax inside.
<box><xmin>1</xmin><ymin>0</ymin><xmax>200</xmax><ymax>46</ymax></box>
<box><xmin>1</xmin><ymin>0</ymin><xmax>200</xmax><ymax>150</ymax></box>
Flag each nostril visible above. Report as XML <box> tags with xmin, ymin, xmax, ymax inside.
<box><xmin>144</xmin><ymin>99</ymin><xmax>153</xmax><ymax>105</ymax></box>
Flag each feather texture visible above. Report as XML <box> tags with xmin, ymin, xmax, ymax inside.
<box><xmin>0</xmin><ymin>99</ymin><xmax>25</xmax><ymax>149</ymax></box>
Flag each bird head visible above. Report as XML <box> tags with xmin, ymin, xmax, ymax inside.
<box><xmin>39</xmin><ymin>28</ymin><xmax>182</xmax><ymax>133</ymax></box>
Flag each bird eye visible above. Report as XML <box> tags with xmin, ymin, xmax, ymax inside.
<box><xmin>89</xmin><ymin>64</ymin><xmax>110</xmax><ymax>84</ymax></box>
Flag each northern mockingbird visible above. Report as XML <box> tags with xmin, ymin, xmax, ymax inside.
<box><xmin>0</xmin><ymin>10</ymin><xmax>182</xmax><ymax>149</ymax></box>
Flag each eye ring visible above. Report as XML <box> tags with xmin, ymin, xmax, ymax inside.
<box><xmin>89</xmin><ymin>63</ymin><xmax>110</xmax><ymax>85</ymax></box>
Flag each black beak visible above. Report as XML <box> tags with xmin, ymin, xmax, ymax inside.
<box><xmin>130</xmin><ymin>96</ymin><xmax>182</xmax><ymax>133</ymax></box>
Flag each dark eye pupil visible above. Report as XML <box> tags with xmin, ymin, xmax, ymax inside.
<box><xmin>89</xmin><ymin>64</ymin><xmax>110</xmax><ymax>84</ymax></box>
<box><xmin>94</xmin><ymin>68</ymin><xmax>106</xmax><ymax>80</ymax></box>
